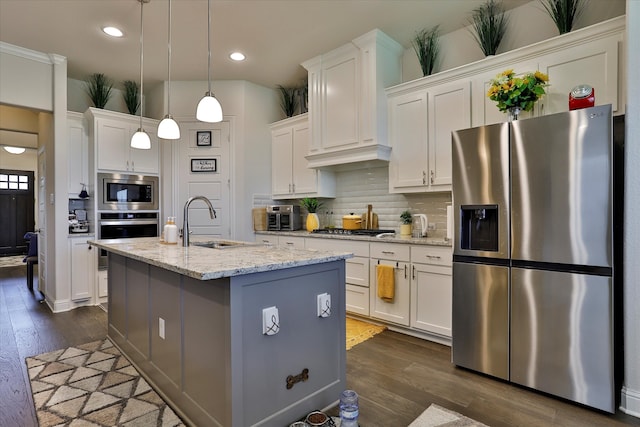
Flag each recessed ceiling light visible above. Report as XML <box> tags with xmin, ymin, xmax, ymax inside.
<box><xmin>230</xmin><ymin>52</ymin><xmax>246</xmax><ymax>61</ymax></box>
<box><xmin>103</xmin><ymin>26</ymin><xmax>124</xmax><ymax>38</ymax></box>
<box><xmin>3</xmin><ymin>146</ymin><xmax>26</xmax><ymax>154</ymax></box>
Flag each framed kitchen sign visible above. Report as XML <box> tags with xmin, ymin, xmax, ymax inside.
<box><xmin>191</xmin><ymin>158</ymin><xmax>217</xmax><ymax>173</ymax></box>
<box><xmin>196</xmin><ymin>130</ymin><xmax>212</xmax><ymax>146</ymax></box>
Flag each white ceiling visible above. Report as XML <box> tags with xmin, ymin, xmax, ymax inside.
<box><xmin>0</xmin><ymin>0</ymin><xmax>530</xmax><ymax>90</ymax></box>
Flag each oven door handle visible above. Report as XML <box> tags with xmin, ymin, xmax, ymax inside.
<box><xmin>99</xmin><ymin>220</ymin><xmax>159</xmax><ymax>226</ymax></box>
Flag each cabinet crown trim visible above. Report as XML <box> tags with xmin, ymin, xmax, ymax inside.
<box><xmin>386</xmin><ymin>15</ymin><xmax>625</xmax><ymax>96</ymax></box>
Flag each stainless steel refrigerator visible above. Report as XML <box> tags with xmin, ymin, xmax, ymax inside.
<box><xmin>451</xmin><ymin>105</ymin><xmax>622</xmax><ymax>413</ymax></box>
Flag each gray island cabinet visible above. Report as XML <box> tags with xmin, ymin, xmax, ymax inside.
<box><xmin>89</xmin><ymin>237</ymin><xmax>351</xmax><ymax>427</ymax></box>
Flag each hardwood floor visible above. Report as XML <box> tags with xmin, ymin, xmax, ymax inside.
<box><xmin>1</xmin><ymin>265</ymin><xmax>638</xmax><ymax>427</ymax></box>
<box><xmin>0</xmin><ymin>266</ymin><xmax>107</xmax><ymax>427</ymax></box>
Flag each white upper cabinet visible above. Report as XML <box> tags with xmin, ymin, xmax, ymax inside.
<box><xmin>302</xmin><ymin>29</ymin><xmax>403</xmax><ymax>168</ymax></box>
<box><xmin>270</xmin><ymin>114</ymin><xmax>335</xmax><ymax>199</ymax></box>
<box><xmin>67</xmin><ymin>112</ymin><xmax>88</xmax><ymax>198</ymax></box>
<box><xmin>538</xmin><ymin>32</ymin><xmax>620</xmax><ymax>116</ymax></box>
<box><xmin>471</xmin><ymin>17</ymin><xmax>623</xmax><ymax>126</ymax></box>
<box><xmin>85</xmin><ymin>108</ymin><xmax>159</xmax><ymax>175</ymax></box>
<box><xmin>388</xmin><ymin>80</ymin><xmax>470</xmax><ymax>193</ymax></box>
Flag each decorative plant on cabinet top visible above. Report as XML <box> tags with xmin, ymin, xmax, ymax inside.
<box><xmin>540</xmin><ymin>0</ymin><xmax>586</xmax><ymax>35</ymax></box>
<box><xmin>412</xmin><ymin>25</ymin><xmax>440</xmax><ymax>77</ymax></box>
<box><xmin>122</xmin><ymin>80</ymin><xmax>140</xmax><ymax>115</ymax></box>
<box><xmin>85</xmin><ymin>73</ymin><xmax>113</xmax><ymax>109</ymax></box>
<box><xmin>469</xmin><ymin>0</ymin><xmax>509</xmax><ymax>57</ymax></box>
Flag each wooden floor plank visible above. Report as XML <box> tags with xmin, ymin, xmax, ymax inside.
<box><xmin>1</xmin><ymin>266</ymin><xmax>639</xmax><ymax>427</ymax></box>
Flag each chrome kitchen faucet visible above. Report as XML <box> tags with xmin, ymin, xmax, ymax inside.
<box><xmin>182</xmin><ymin>196</ymin><xmax>217</xmax><ymax>247</ymax></box>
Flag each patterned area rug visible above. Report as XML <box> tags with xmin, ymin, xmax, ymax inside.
<box><xmin>345</xmin><ymin>317</ymin><xmax>386</xmax><ymax>350</ymax></box>
<box><xmin>26</xmin><ymin>339</ymin><xmax>185</xmax><ymax>427</ymax></box>
<box><xmin>409</xmin><ymin>404</ymin><xmax>489</xmax><ymax>427</ymax></box>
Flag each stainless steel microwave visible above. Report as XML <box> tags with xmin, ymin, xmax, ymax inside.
<box><xmin>98</xmin><ymin>173</ymin><xmax>159</xmax><ymax>211</ymax></box>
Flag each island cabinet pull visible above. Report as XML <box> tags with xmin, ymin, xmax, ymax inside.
<box><xmin>286</xmin><ymin>368</ymin><xmax>309</xmax><ymax>389</ymax></box>
<box><xmin>285</xmin><ymin>241</ymin><xmax>295</xmax><ymax>246</ymax></box>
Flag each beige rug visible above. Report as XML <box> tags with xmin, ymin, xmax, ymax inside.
<box><xmin>26</xmin><ymin>339</ymin><xmax>185</xmax><ymax>427</ymax></box>
<box><xmin>409</xmin><ymin>404</ymin><xmax>489</xmax><ymax>427</ymax></box>
<box><xmin>346</xmin><ymin>317</ymin><xmax>386</xmax><ymax>350</ymax></box>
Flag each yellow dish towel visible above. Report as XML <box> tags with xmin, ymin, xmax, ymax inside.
<box><xmin>376</xmin><ymin>264</ymin><xmax>395</xmax><ymax>302</ymax></box>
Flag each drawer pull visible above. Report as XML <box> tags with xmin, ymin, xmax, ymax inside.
<box><xmin>286</xmin><ymin>368</ymin><xmax>309</xmax><ymax>390</ymax></box>
<box><xmin>426</xmin><ymin>255</ymin><xmax>442</xmax><ymax>259</ymax></box>
<box><xmin>285</xmin><ymin>242</ymin><xmax>294</xmax><ymax>246</ymax></box>
<box><xmin>382</xmin><ymin>251</ymin><xmax>395</xmax><ymax>255</ymax></box>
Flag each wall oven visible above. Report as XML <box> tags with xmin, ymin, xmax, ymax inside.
<box><xmin>98</xmin><ymin>212</ymin><xmax>159</xmax><ymax>269</ymax></box>
<box><xmin>98</xmin><ymin>173</ymin><xmax>159</xmax><ymax>211</ymax></box>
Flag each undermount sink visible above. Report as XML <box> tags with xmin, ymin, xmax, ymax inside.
<box><xmin>192</xmin><ymin>240</ymin><xmax>258</xmax><ymax>249</ymax></box>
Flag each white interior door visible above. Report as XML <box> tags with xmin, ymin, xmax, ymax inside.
<box><xmin>177</xmin><ymin>121</ymin><xmax>231</xmax><ymax>238</ymax></box>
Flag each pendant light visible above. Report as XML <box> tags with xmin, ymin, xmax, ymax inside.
<box><xmin>131</xmin><ymin>0</ymin><xmax>151</xmax><ymax>150</ymax></box>
<box><xmin>196</xmin><ymin>0</ymin><xmax>223</xmax><ymax>123</ymax></box>
<box><xmin>157</xmin><ymin>0</ymin><xmax>180</xmax><ymax>139</ymax></box>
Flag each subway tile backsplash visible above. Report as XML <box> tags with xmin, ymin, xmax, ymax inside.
<box><xmin>274</xmin><ymin>166</ymin><xmax>451</xmax><ymax>238</ymax></box>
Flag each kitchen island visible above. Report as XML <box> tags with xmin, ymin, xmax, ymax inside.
<box><xmin>89</xmin><ymin>237</ymin><xmax>351</xmax><ymax>427</ymax></box>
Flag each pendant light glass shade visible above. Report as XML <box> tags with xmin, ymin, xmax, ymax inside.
<box><xmin>130</xmin><ymin>128</ymin><xmax>151</xmax><ymax>149</ymax></box>
<box><xmin>196</xmin><ymin>92</ymin><xmax>223</xmax><ymax>123</ymax></box>
<box><xmin>131</xmin><ymin>0</ymin><xmax>150</xmax><ymax>149</ymax></box>
<box><xmin>158</xmin><ymin>115</ymin><xmax>180</xmax><ymax>139</ymax></box>
<box><xmin>197</xmin><ymin>0</ymin><xmax>223</xmax><ymax>123</ymax></box>
<box><xmin>157</xmin><ymin>0</ymin><xmax>181</xmax><ymax>139</ymax></box>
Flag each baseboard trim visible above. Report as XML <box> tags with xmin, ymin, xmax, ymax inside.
<box><xmin>620</xmin><ymin>386</ymin><xmax>640</xmax><ymax>418</ymax></box>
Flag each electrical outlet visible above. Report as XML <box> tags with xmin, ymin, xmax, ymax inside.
<box><xmin>159</xmin><ymin>317</ymin><xmax>165</xmax><ymax>339</ymax></box>
<box><xmin>262</xmin><ymin>306</ymin><xmax>280</xmax><ymax>336</ymax></box>
<box><xmin>317</xmin><ymin>293</ymin><xmax>331</xmax><ymax>318</ymax></box>
<box><xmin>428</xmin><ymin>223</ymin><xmax>436</xmax><ymax>231</ymax></box>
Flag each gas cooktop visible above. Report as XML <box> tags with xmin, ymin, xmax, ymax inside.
<box><xmin>311</xmin><ymin>228</ymin><xmax>395</xmax><ymax>236</ymax></box>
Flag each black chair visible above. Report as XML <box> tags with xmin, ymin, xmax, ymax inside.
<box><xmin>23</xmin><ymin>232</ymin><xmax>38</xmax><ymax>292</ymax></box>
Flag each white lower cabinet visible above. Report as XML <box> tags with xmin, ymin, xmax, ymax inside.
<box><xmin>306</xmin><ymin>238</ymin><xmax>370</xmax><ymax>315</ymax></box>
<box><xmin>255</xmin><ymin>234</ymin><xmax>453</xmax><ymax>340</ymax></box>
<box><xmin>97</xmin><ymin>269</ymin><xmax>108</xmax><ymax>298</ymax></box>
<box><xmin>410</xmin><ymin>246</ymin><xmax>452</xmax><ymax>337</ymax></box>
<box><xmin>369</xmin><ymin>243</ymin><xmax>410</xmax><ymax>326</ymax></box>
<box><xmin>277</xmin><ymin>235</ymin><xmax>306</xmax><ymax>249</ymax></box>
<box><xmin>69</xmin><ymin>237</ymin><xmax>96</xmax><ymax>301</ymax></box>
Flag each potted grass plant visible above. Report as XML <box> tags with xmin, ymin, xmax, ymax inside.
<box><xmin>85</xmin><ymin>73</ymin><xmax>113</xmax><ymax>109</ymax></box>
<box><xmin>277</xmin><ymin>85</ymin><xmax>299</xmax><ymax>118</ymax></box>
<box><xmin>300</xmin><ymin>197</ymin><xmax>323</xmax><ymax>232</ymax></box>
<box><xmin>540</xmin><ymin>0</ymin><xmax>585</xmax><ymax>34</ymax></box>
<box><xmin>400</xmin><ymin>210</ymin><xmax>412</xmax><ymax>236</ymax></box>
<box><xmin>412</xmin><ymin>25</ymin><xmax>440</xmax><ymax>77</ymax></box>
<box><xmin>122</xmin><ymin>80</ymin><xmax>140</xmax><ymax>115</ymax></box>
<box><xmin>469</xmin><ymin>0</ymin><xmax>509</xmax><ymax>57</ymax></box>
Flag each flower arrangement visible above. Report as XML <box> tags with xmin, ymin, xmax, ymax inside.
<box><xmin>487</xmin><ymin>69</ymin><xmax>549</xmax><ymax>113</ymax></box>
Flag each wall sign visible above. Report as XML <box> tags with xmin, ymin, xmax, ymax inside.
<box><xmin>191</xmin><ymin>158</ymin><xmax>217</xmax><ymax>173</ymax></box>
<box><xmin>196</xmin><ymin>130</ymin><xmax>212</xmax><ymax>146</ymax></box>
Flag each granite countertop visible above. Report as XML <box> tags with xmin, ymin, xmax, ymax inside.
<box><xmin>255</xmin><ymin>230</ymin><xmax>453</xmax><ymax>247</ymax></box>
<box><xmin>88</xmin><ymin>236</ymin><xmax>352</xmax><ymax>281</ymax></box>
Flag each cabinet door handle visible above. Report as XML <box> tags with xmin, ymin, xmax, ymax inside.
<box><xmin>292</xmin><ymin>183</ymin><xmax>295</xmax><ymax>193</ymax></box>
<box><xmin>289</xmin><ymin>183</ymin><xmax>292</xmax><ymax>193</ymax></box>
<box><xmin>412</xmin><ymin>265</ymin><xmax>416</xmax><ymax>280</ymax></box>
<box><xmin>131</xmin><ymin>161</ymin><xmax>135</xmax><ymax>171</ymax></box>
<box><xmin>126</xmin><ymin>160</ymin><xmax>130</xmax><ymax>170</ymax></box>
<box><xmin>422</xmin><ymin>171</ymin><xmax>426</xmax><ymax>185</ymax></box>
<box><xmin>404</xmin><ymin>264</ymin><xmax>407</xmax><ymax>279</ymax></box>
<box><xmin>430</xmin><ymin>170</ymin><xmax>434</xmax><ymax>184</ymax></box>
<box><xmin>88</xmin><ymin>246</ymin><xmax>92</xmax><ymax>251</ymax></box>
